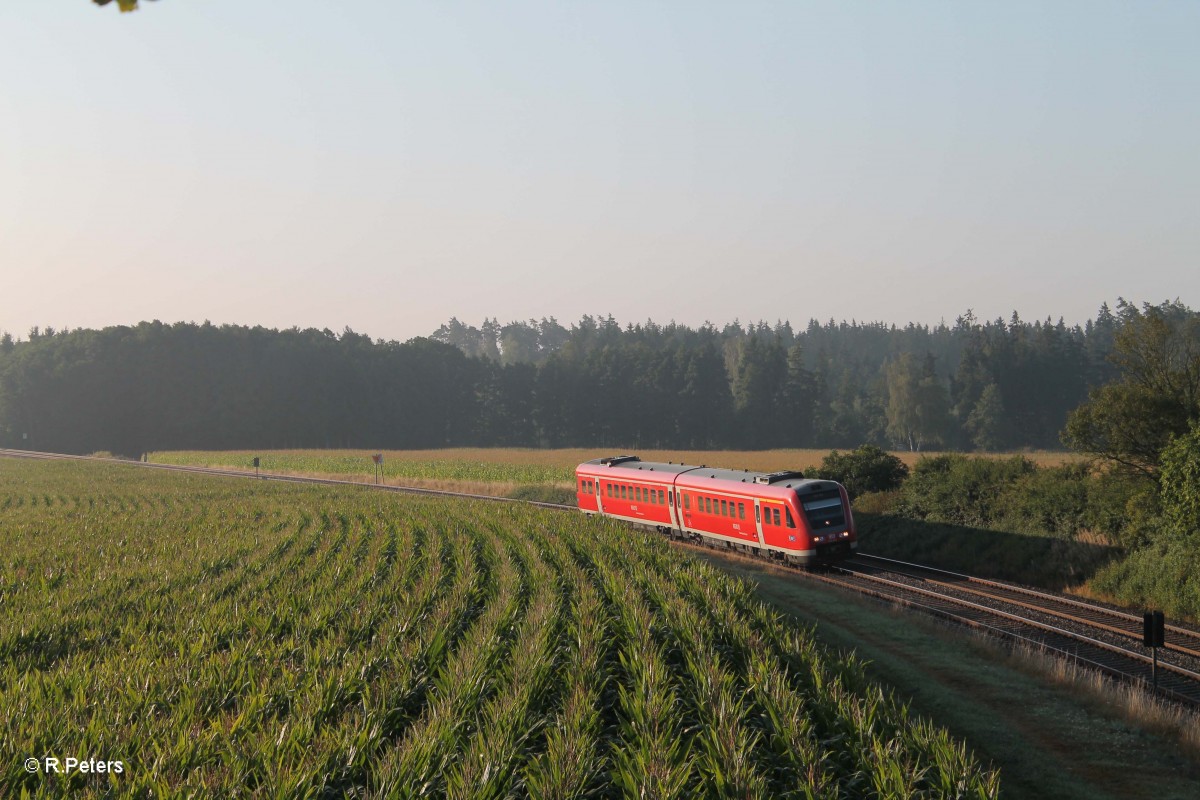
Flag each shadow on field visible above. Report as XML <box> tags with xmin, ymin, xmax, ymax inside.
<box><xmin>855</xmin><ymin>513</ymin><xmax>1120</xmax><ymax>590</ymax></box>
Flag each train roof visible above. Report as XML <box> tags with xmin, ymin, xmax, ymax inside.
<box><xmin>580</xmin><ymin>456</ymin><xmax>838</xmax><ymax>493</ymax></box>
<box><xmin>580</xmin><ymin>456</ymin><xmax>697</xmax><ymax>476</ymax></box>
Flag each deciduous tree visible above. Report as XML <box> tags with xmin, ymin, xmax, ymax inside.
<box><xmin>1063</xmin><ymin>301</ymin><xmax>1200</xmax><ymax>475</ymax></box>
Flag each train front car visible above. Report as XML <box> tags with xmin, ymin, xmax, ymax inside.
<box><xmin>674</xmin><ymin>467</ymin><xmax>856</xmax><ymax>566</ymax></box>
<box><xmin>789</xmin><ymin>477</ymin><xmax>857</xmax><ymax>563</ymax></box>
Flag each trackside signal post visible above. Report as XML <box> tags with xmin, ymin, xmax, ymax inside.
<box><xmin>253</xmin><ymin>457</ymin><xmax>260</xmax><ymax>478</ymax></box>
<box><xmin>371</xmin><ymin>453</ymin><xmax>383</xmax><ymax>485</ymax></box>
<box><xmin>1144</xmin><ymin>610</ymin><xmax>1165</xmax><ymax>692</ymax></box>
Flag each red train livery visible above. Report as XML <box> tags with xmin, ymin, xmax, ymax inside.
<box><xmin>576</xmin><ymin>455</ymin><xmax>856</xmax><ymax>565</ymax></box>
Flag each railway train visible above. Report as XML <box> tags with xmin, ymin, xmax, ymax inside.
<box><xmin>576</xmin><ymin>455</ymin><xmax>856</xmax><ymax>565</ymax></box>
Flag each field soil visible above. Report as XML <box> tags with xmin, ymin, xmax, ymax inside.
<box><xmin>695</xmin><ymin>549</ymin><xmax>1200</xmax><ymax>800</ymax></box>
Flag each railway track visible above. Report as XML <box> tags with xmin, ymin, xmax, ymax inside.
<box><xmin>4</xmin><ymin>446</ymin><xmax>1199</xmax><ymax>706</ymax></box>
<box><xmin>822</xmin><ymin>555</ymin><xmax>1200</xmax><ymax>705</ymax></box>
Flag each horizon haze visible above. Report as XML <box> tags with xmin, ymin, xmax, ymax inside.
<box><xmin>2</xmin><ymin>1</ymin><xmax>1196</xmax><ymax>342</ymax></box>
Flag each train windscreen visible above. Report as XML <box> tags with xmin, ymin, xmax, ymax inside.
<box><xmin>800</xmin><ymin>489</ymin><xmax>846</xmax><ymax>530</ymax></box>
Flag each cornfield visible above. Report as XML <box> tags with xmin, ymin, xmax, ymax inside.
<box><xmin>1</xmin><ymin>458</ymin><xmax>1000</xmax><ymax>797</ymax></box>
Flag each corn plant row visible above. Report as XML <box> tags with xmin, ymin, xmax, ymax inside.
<box><xmin>0</xmin><ymin>458</ymin><xmax>1000</xmax><ymax>797</ymax></box>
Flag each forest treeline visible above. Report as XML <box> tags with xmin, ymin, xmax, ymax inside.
<box><xmin>0</xmin><ymin>300</ymin><xmax>1190</xmax><ymax>456</ymax></box>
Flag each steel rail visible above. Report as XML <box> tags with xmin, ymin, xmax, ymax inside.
<box><xmin>852</xmin><ymin>552</ymin><xmax>1200</xmax><ymax>647</ymax></box>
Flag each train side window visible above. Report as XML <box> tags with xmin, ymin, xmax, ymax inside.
<box><xmin>703</xmin><ymin>497</ymin><xmax>710</xmax><ymax>514</ymax></box>
<box><xmin>620</xmin><ymin>485</ymin><xmax>626</xmax><ymax>499</ymax></box>
<box><xmin>738</xmin><ymin>503</ymin><xmax>745</xmax><ymax>520</ymax></box>
<box><xmin>684</xmin><ymin>494</ymin><xmax>690</xmax><ymax>510</ymax></box>
<box><xmin>608</xmin><ymin>484</ymin><xmax>613</xmax><ymax>498</ymax></box>
<box><xmin>772</xmin><ymin>508</ymin><xmax>781</xmax><ymax>526</ymax></box>
<box><xmin>785</xmin><ymin>508</ymin><xmax>796</xmax><ymax>528</ymax></box>
<box><xmin>720</xmin><ymin>499</ymin><xmax>727</xmax><ymax>516</ymax></box>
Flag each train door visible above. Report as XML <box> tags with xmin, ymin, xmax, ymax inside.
<box><xmin>667</xmin><ymin>485</ymin><xmax>679</xmax><ymax>532</ymax></box>
<box><xmin>753</xmin><ymin>499</ymin><xmax>765</xmax><ymax>547</ymax></box>
<box><xmin>595</xmin><ymin>478</ymin><xmax>605</xmax><ymax>516</ymax></box>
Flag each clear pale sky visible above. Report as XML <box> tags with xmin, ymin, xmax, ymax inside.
<box><xmin>2</xmin><ymin>1</ymin><xmax>1196</xmax><ymax>342</ymax></box>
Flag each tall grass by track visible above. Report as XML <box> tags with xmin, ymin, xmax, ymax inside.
<box><xmin>1</xmin><ymin>458</ymin><xmax>998</xmax><ymax>797</ymax></box>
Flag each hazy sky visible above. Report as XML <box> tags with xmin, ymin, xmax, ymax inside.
<box><xmin>2</xmin><ymin>1</ymin><xmax>1196</xmax><ymax>342</ymax></box>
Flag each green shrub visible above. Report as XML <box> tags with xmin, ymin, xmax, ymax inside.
<box><xmin>1091</xmin><ymin>536</ymin><xmax>1200</xmax><ymax>620</ymax></box>
<box><xmin>1160</xmin><ymin>421</ymin><xmax>1200</xmax><ymax>539</ymax></box>
<box><xmin>996</xmin><ymin>463</ymin><xmax>1091</xmax><ymax>537</ymax></box>
<box><xmin>851</xmin><ymin>490</ymin><xmax>902</xmax><ymax>515</ymax></box>
<box><xmin>813</xmin><ymin>445</ymin><xmax>908</xmax><ymax>499</ymax></box>
<box><xmin>896</xmin><ymin>454</ymin><xmax>1036</xmax><ymax>528</ymax></box>
<box><xmin>1083</xmin><ymin>470</ymin><xmax>1159</xmax><ymax>549</ymax></box>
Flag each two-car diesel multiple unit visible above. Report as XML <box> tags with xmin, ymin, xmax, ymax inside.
<box><xmin>576</xmin><ymin>455</ymin><xmax>856</xmax><ymax>566</ymax></box>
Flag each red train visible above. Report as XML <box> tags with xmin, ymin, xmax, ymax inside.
<box><xmin>576</xmin><ymin>455</ymin><xmax>856</xmax><ymax>566</ymax></box>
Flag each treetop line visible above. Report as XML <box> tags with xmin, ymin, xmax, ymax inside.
<box><xmin>0</xmin><ymin>300</ymin><xmax>1195</xmax><ymax>456</ymax></box>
